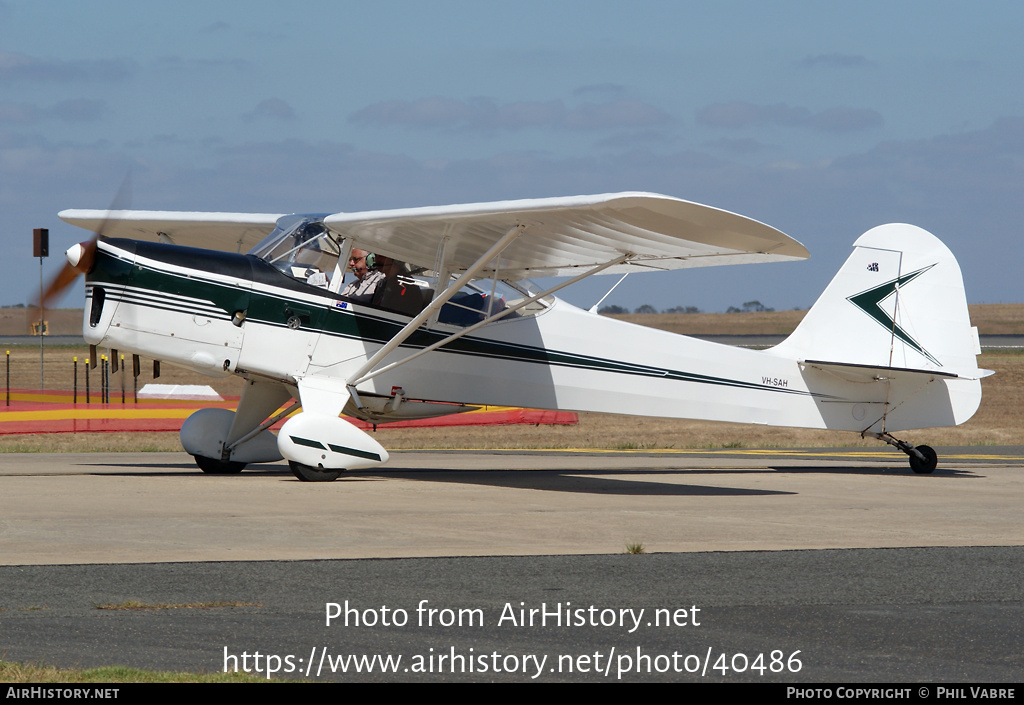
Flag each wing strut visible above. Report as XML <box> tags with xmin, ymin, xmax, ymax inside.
<box><xmin>343</xmin><ymin>224</ymin><xmax>526</xmax><ymax>403</ymax></box>
<box><xmin>347</xmin><ymin>253</ymin><xmax>630</xmax><ymax>389</ymax></box>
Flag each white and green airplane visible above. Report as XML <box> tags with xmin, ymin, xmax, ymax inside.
<box><xmin>54</xmin><ymin>192</ymin><xmax>989</xmax><ymax>480</ymax></box>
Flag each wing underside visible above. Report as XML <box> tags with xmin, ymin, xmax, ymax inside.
<box><xmin>58</xmin><ymin>210</ymin><xmax>285</xmax><ymax>254</ymax></box>
<box><xmin>324</xmin><ymin>192</ymin><xmax>808</xmax><ymax>278</ymax></box>
<box><xmin>60</xmin><ymin>193</ymin><xmax>807</xmax><ymax>277</ymax></box>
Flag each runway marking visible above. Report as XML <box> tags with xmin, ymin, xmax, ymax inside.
<box><xmin>1</xmin><ymin>408</ymin><xmax>198</xmax><ymax>421</ymax></box>
<box><xmin>435</xmin><ymin>448</ymin><xmax>1024</xmax><ymax>461</ymax></box>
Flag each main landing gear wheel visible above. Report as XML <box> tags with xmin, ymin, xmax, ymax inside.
<box><xmin>192</xmin><ymin>455</ymin><xmax>246</xmax><ymax>474</ymax></box>
<box><xmin>909</xmin><ymin>445</ymin><xmax>938</xmax><ymax>474</ymax></box>
<box><xmin>289</xmin><ymin>461</ymin><xmax>342</xmax><ymax>482</ymax></box>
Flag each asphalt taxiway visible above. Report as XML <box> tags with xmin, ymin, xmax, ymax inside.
<box><xmin>2</xmin><ymin>448</ymin><xmax>1022</xmax><ymax>564</ymax></box>
<box><xmin>1</xmin><ymin>447</ymin><xmax>1021</xmax><ymax>682</ymax></box>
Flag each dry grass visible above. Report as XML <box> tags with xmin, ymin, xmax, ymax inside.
<box><xmin>0</xmin><ymin>307</ymin><xmax>82</xmax><ymax>336</ymax></box>
<box><xmin>2</xmin><ymin>344</ymin><xmax>244</xmax><ymax>398</ymax></box>
<box><xmin>0</xmin><ymin>660</ymin><xmax>271</xmax><ymax>683</ymax></box>
<box><xmin>608</xmin><ymin>303</ymin><xmax>1024</xmax><ymax>336</ymax></box>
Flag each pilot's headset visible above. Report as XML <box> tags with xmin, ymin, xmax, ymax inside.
<box><xmin>364</xmin><ymin>252</ymin><xmax>376</xmax><ymax>269</ymax></box>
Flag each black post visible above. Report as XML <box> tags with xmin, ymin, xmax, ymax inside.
<box><xmin>85</xmin><ymin>356</ymin><xmax>90</xmax><ymax>404</ymax></box>
<box><xmin>132</xmin><ymin>354</ymin><xmax>140</xmax><ymax>404</ymax></box>
<box><xmin>34</xmin><ymin>228</ymin><xmax>48</xmax><ymax>391</ymax></box>
<box><xmin>73</xmin><ymin>356</ymin><xmax>78</xmax><ymax>404</ymax></box>
<box><xmin>5</xmin><ymin>350</ymin><xmax>9</xmax><ymax>407</ymax></box>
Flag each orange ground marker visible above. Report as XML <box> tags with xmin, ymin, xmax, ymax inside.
<box><xmin>0</xmin><ymin>390</ymin><xmax>577</xmax><ymax>434</ymax></box>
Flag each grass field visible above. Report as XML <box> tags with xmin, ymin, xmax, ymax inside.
<box><xmin>2</xmin><ymin>305</ymin><xmax>1021</xmax><ymax>452</ymax></box>
<box><xmin>607</xmin><ymin>303</ymin><xmax>1024</xmax><ymax>336</ymax></box>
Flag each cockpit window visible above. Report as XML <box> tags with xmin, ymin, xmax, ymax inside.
<box><xmin>247</xmin><ymin>215</ymin><xmax>552</xmax><ymax>324</ymax></box>
<box><xmin>249</xmin><ymin>215</ymin><xmax>340</xmax><ymax>287</ymax></box>
<box><xmin>437</xmin><ymin>277</ymin><xmax>550</xmax><ymax>326</ymax></box>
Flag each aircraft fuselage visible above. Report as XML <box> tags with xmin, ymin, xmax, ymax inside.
<box><xmin>83</xmin><ymin>238</ymin><xmax>977</xmax><ymax>436</ymax></box>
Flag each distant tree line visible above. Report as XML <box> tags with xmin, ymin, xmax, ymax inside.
<box><xmin>598</xmin><ymin>300</ymin><xmax>778</xmax><ymax>315</ymax></box>
<box><xmin>598</xmin><ymin>304</ymin><xmax>702</xmax><ymax>315</ymax></box>
<box><xmin>725</xmin><ymin>300</ymin><xmax>774</xmax><ymax>313</ymax></box>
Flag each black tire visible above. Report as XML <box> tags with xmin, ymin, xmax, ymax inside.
<box><xmin>289</xmin><ymin>461</ymin><xmax>342</xmax><ymax>482</ymax></box>
<box><xmin>193</xmin><ymin>455</ymin><xmax>246</xmax><ymax>474</ymax></box>
<box><xmin>909</xmin><ymin>445</ymin><xmax>938</xmax><ymax>474</ymax></box>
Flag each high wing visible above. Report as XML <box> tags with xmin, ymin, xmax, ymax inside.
<box><xmin>324</xmin><ymin>192</ymin><xmax>808</xmax><ymax>278</ymax></box>
<box><xmin>60</xmin><ymin>193</ymin><xmax>807</xmax><ymax>276</ymax></box>
<box><xmin>58</xmin><ymin>210</ymin><xmax>285</xmax><ymax>254</ymax></box>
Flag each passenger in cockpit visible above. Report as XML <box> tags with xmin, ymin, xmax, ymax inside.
<box><xmin>373</xmin><ymin>256</ymin><xmax>426</xmax><ymax>315</ymax></box>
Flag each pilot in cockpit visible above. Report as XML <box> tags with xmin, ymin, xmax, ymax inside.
<box><xmin>341</xmin><ymin>249</ymin><xmax>386</xmax><ymax>302</ymax></box>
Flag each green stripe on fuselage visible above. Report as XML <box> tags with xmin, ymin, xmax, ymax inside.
<box><xmin>90</xmin><ymin>246</ymin><xmax>822</xmax><ymax>398</ymax></box>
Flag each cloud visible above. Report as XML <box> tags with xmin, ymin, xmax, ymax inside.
<box><xmin>565</xmin><ymin>100</ymin><xmax>673</xmax><ymax>130</ymax></box>
<box><xmin>835</xmin><ymin>116</ymin><xmax>1024</xmax><ymax>187</ymax></box>
<box><xmin>0</xmin><ymin>50</ymin><xmax>133</xmax><ymax>83</ymax></box>
<box><xmin>4</xmin><ymin>115</ymin><xmax>1022</xmax><ymax>309</ymax></box>
<box><xmin>697</xmin><ymin>102</ymin><xmax>808</xmax><ymax>129</ymax></box>
<box><xmin>349</xmin><ymin>96</ymin><xmax>672</xmax><ymax>133</ymax></box>
<box><xmin>349</xmin><ymin>97</ymin><xmax>554</xmax><ymax>131</ymax></box>
<box><xmin>572</xmin><ymin>83</ymin><xmax>628</xmax><ymax>99</ymax></box>
<box><xmin>46</xmin><ymin>99</ymin><xmax>105</xmax><ymax>122</ymax></box>
<box><xmin>594</xmin><ymin>129</ymin><xmax>675</xmax><ymax>151</ymax></box>
<box><xmin>241</xmin><ymin>98</ymin><xmax>297</xmax><ymax>123</ymax></box>
<box><xmin>696</xmin><ymin>101</ymin><xmax>882</xmax><ymax>132</ymax></box>
<box><xmin>0</xmin><ymin>102</ymin><xmax>35</xmax><ymax>124</ymax></box>
<box><xmin>806</xmin><ymin>107</ymin><xmax>883</xmax><ymax>132</ymax></box>
<box><xmin>0</xmin><ymin>99</ymin><xmax>104</xmax><ymax>125</ymax></box>
<box><xmin>798</xmin><ymin>53</ymin><xmax>871</xmax><ymax>69</ymax></box>
<box><xmin>703</xmin><ymin>137</ymin><xmax>767</xmax><ymax>155</ymax></box>
<box><xmin>152</xmin><ymin>56</ymin><xmax>250</xmax><ymax>72</ymax></box>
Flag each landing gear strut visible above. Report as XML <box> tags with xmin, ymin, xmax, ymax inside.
<box><xmin>866</xmin><ymin>432</ymin><xmax>938</xmax><ymax>474</ymax></box>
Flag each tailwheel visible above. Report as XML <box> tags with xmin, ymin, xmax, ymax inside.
<box><xmin>866</xmin><ymin>432</ymin><xmax>939</xmax><ymax>474</ymax></box>
<box><xmin>909</xmin><ymin>445</ymin><xmax>938</xmax><ymax>474</ymax></box>
<box><xmin>192</xmin><ymin>455</ymin><xmax>246</xmax><ymax>474</ymax></box>
<box><xmin>289</xmin><ymin>461</ymin><xmax>342</xmax><ymax>482</ymax></box>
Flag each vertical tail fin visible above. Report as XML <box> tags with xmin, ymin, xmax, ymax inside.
<box><xmin>771</xmin><ymin>223</ymin><xmax>982</xmax><ymax>376</ymax></box>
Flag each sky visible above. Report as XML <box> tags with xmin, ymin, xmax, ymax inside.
<box><xmin>2</xmin><ymin>1</ymin><xmax>1022</xmax><ymax>314</ymax></box>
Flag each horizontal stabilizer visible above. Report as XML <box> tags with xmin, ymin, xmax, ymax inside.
<box><xmin>801</xmin><ymin>359</ymin><xmax>992</xmax><ymax>383</ymax></box>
